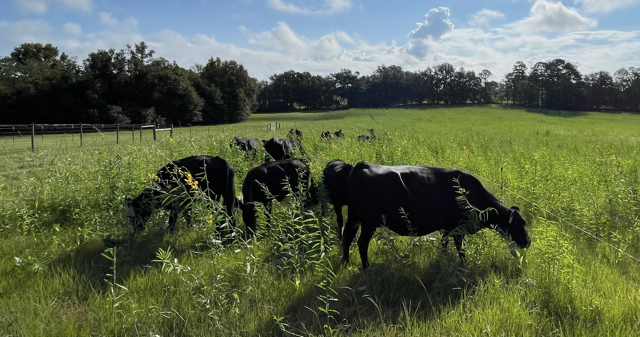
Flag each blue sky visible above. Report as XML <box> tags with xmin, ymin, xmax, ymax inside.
<box><xmin>1</xmin><ymin>0</ymin><xmax>639</xmax><ymax>80</ymax></box>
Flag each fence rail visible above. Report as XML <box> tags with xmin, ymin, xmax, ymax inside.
<box><xmin>0</xmin><ymin>123</ymin><xmax>173</xmax><ymax>151</ymax></box>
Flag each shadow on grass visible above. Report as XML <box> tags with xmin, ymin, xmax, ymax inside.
<box><xmin>48</xmin><ymin>224</ymin><xmax>199</xmax><ymax>293</ymax></box>
<box><xmin>499</xmin><ymin>105</ymin><xmax>588</xmax><ymax>118</ymax></box>
<box><xmin>256</xmin><ymin>252</ymin><xmax>523</xmax><ymax>336</ymax></box>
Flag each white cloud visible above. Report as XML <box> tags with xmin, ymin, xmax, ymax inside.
<box><xmin>408</xmin><ymin>7</ymin><xmax>454</xmax><ymax>40</ymax></box>
<box><xmin>248</xmin><ymin>22</ymin><xmax>345</xmax><ymax>60</ymax></box>
<box><xmin>406</xmin><ymin>7</ymin><xmax>454</xmax><ymax>57</ymax></box>
<box><xmin>469</xmin><ymin>9</ymin><xmax>505</xmax><ymax>26</ymax></box>
<box><xmin>508</xmin><ymin>0</ymin><xmax>597</xmax><ymax>33</ymax></box>
<box><xmin>62</xmin><ymin>22</ymin><xmax>82</xmax><ymax>36</ymax></box>
<box><xmin>266</xmin><ymin>0</ymin><xmax>352</xmax><ymax>15</ymax></box>
<box><xmin>14</xmin><ymin>0</ymin><xmax>92</xmax><ymax>14</ymax></box>
<box><xmin>575</xmin><ymin>0</ymin><xmax>640</xmax><ymax>13</ymax></box>
<box><xmin>99</xmin><ymin>12</ymin><xmax>118</xmax><ymax>26</ymax></box>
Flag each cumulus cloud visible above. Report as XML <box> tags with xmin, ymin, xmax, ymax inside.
<box><xmin>406</xmin><ymin>7</ymin><xmax>454</xmax><ymax>57</ymax></box>
<box><xmin>14</xmin><ymin>0</ymin><xmax>92</xmax><ymax>14</ymax></box>
<box><xmin>99</xmin><ymin>12</ymin><xmax>118</xmax><ymax>26</ymax></box>
<box><xmin>62</xmin><ymin>22</ymin><xmax>82</xmax><ymax>36</ymax></box>
<box><xmin>575</xmin><ymin>0</ymin><xmax>640</xmax><ymax>13</ymax></box>
<box><xmin>408</xmin><ymin>7</ymin><xmax>454</xmax><ymax>40</ymax></box>
<box><xmin>266</xmin><ymin>0</ymin><xmax>352</xmax><ymax>15</ymax></box>
<box><xmin>469</xmin><ymin>9</ymin><xmax>505</xmax><ymax>26</ymax></box>
<box><xmin>508</xmin><ymin>0</ymin><xmax>597</xmax><ymax>33</ymax></box>
<box><xmin>248</xmin><ymin>22</ymin><xmax>345</xmax><ymax>60</ymax></box>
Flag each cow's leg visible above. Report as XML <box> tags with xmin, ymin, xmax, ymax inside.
<box><xmin>335</xmin><ymin>205</ymin><xmax>344</xmax><ymax>241</ymax></box>
<box><xmin>454</xmin><ymin>235</ymin><xmax>466</xmax><ymax>264</ymax></box>
<box><xmin>168</xmin><ymin>209</ymin><xmax>179</xmax><ymax>233</ymax></box>
<box><xmin>441</xmin><ymin>230</ymin><xmax>450</xmax><ymax>252</ymax></box>
<box><xmin>183</xmin><ymin>207</ymin><xmax>192</xmax><ymax>227</ymax></box>
<box><xmin>341</xmin><ymin>219</ymin><xmax>359</xmax><ymax>265</ymax></box>
<box><xmin>357</xmin><ymin>227</ymin><xmax>375</xmax><ymax>269</ymax></box>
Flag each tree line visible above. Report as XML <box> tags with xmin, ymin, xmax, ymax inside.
<box><xmin>258</xmin><ymin>62</ymin><xmax>640</xmax><ymax>113</ymax></box>
<box><xmin>1</xmin><ymin>41</ymin><xmax>639</xmax><ymax>125</ymax></box>
<box><xmin>0</xmin><ymin>42</ymin><xmax>257</xmax><ymax>125</ymax></box>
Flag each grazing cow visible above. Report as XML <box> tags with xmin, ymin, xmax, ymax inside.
<box><xmin>322</xmin><ymin>159</ymin><xmax>354</xmax><ymax>240</ymax></box>
<box><xmin>334</xmin><ymin>130</ymin><xmax>345</xmax><ymax>138</ymax></box>
<box><xmin>342</xmin><ymin>161</ymin><xmax>531</xmax><ymax>269</ymax></box>
<box><xmin>125</xmin><ymin>156</ymin><xmax>237</xmax><ymax>233</ymax></box>
<box><xmin>231</xmin><ymin>136</ymin><xmax>260</xmax><ymax>154</ymax></box>
<box><xmin>242</xmin><ymin>159</ymin><xmax>318</xmax><ymax>237</ymax></box>
<box><xmin>321</xmin><ymin>131</ymin><xmax>335</xmax><ymax>140</ymax></box>
<box><xmin>288</xmin><ymin>128</ymin><xmax>303</xmax><ymax>139</ymax></box>
<box><xmin>357</xmin><ymin>129</ymin><xmax>376</xmax><ymax>142</ymax></box>
<box><xmin>262</xmin><ymin>137</ymin><xmax>299</xmax><ymax>161</ymax></box>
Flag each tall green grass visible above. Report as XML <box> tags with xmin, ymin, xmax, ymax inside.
<box><xmin>1</xmin><ymin>105</ymin><xmax>639</xmax><ymax>336</ymax></box>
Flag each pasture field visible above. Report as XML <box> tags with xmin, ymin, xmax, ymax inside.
<box><xmin>1</xmin><ymin>105</ymin><xmax>639</xmax><ymax>336</ymax></box>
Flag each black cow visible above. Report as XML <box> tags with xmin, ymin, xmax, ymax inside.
<box><xmin>322</xmin><ymin>159</ymin><xmax>354</xmax><ymax>240</ymax></box>
<box><xmin>321</xmin><ymin>131</ymin><xmax>334</xmax><ymax>140</ymax></box>
<box><xmin>125</xmin><ymin>156</ymin><xmax>236</xmax><ymax>233</ymax></box>
<box><xmin>262</xmin><ymin>137</ymin><xmax>300</xmax><ymax>161</ymax></box>
<box><xmin>288</xmin><ymin>128</ymin><xmax>303</xmax><ymax>139</ymax></box>
<box><xmin>242</xmin><ymin>159</ymin><xmax>318</xmax><ymax>237</ymax></box>
<box><xmin>357</xmin><ymin>129</ymin><xmax>376</xmax><ymax>142</ymax></box>
<box><xmin>342</xmin><ymin>161</ymin><xmax>531</xmax><ymax>269</ymax></box>
<box><xmin>334</xmin><ymin>130</ymin><xmax>345</xmax><ymax>138</ymax></box>
<box><xmin>231</xmin><ymin>136</ymin><xmax>260</xmax><ymax>153</ymax></box>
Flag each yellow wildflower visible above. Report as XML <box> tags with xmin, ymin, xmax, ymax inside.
<box><xmin>525</xmin><ymin>165</ymin><xmax>530</xmax><ymax>171</ymax></box>
<box><xmin>170</xmin><ymin>137</ymin><xmax>175</xmax><ymax>143</ymax></box>
<box><xmin>610</xmin><ymin>154</ymin><xmax>616</xmax><ymax>162</ymax></box>
<box><xmin>534</xmin><ymin>153</ymin><xmax>539</xmax><ymax>160</ymax></box>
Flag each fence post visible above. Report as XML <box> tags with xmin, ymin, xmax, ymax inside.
<box><xmin>139</xmin><ymin>124</ymin><xmax>142</xmax><ymax>142</ymax></box>
<box><xmin>117</xmin><ymin>123</ymin><xmax>120</xmax><ymax>144</ymax></box>
<box><xmin>190</xmin><ymin>125</ymin><xmax>192</xmax><ymax>137</ymax></box>
<box><xmin>80</xmin><ymin>123</ymin><xmax>83</xmax><ymax>147</ymax></box>
<box><xmin>132</xmin><ymin>125</ymin><xmax>134</xmax><ymax>142</ymax></box>
<box><xmin>41</xmin><ymin>125</ymin><xmax>44</xmax><ymax>141</ymax></box>
<box><xmin>170</xmin><ymin>124</ymin><xmax>173</xmax><ymax>138</ymax></box>
<box><xmin>153</xmin><ymin>122</ymin><xmax>157</xmax><ymax>141</ymax></box>
<box><xmin>31</xmin><ymin>123</ymin><xmax>35</xmax><ymax>151</ymax></box>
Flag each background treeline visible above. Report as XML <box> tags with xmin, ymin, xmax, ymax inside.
<box><xmin>258</xmin><ymin>61</ymin><xmax>640</xmax><ymax>113</ymax></box>
<box><xmin>1</xmin><ymin>42</ymin><xmax>639</xmax><ymax>124</ymax></box>
<box><xmin>0</xmin><ymin>42</ymin><xmax>258</xmax><ymax>125</ymax></box>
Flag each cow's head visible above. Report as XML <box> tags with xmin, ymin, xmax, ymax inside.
<box><xmin>125</xmin><ymin>196</ymin><xmax>152</xmax><ymax>233</ymax></box>
<box><xmin>496</xmin><ymin>206</ymin><xmax>531</xmax><ymax>249</ymax></box>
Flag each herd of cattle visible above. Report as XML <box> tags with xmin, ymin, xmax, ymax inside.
<box><xmin>125</xmin><ymin>129</ymin><xmax>531</xmax><ymax>269</ymax></box>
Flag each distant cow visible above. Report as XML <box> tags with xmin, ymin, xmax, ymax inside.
<box><xmin>342</xmin><ymin>161</ymin><xmax>531</xmax><ymax>269</ymax></box>
<box><xmin>321</xmin><ymin>131</ymin><xmax>334</xmax><ymax>140</ymax></box>
<box><xmin>358</xmin><ymin>129</ymin><xmax>376</xmax><ymax>142</ymax></box>
<box><xmin>334</xmin><ymin>130</ymin><xmax>345</xmax><ymax>138</ymax></box>
<box><xmin>288</xmin><ymin>128</ymin><xmax>303</xmax><ymax>139</ymax></box>
<box><xmin>241</xmin><ymin>159</ymin><xmax>318</xmax><ymax>237</ymax></box>
<box><xmin>262</xmin><ymin>136</ymin><xmax>301</xmax><ymax>161</ymax></box>
<box><xmin>231</xmin><ymin>136</ymin><xmax>260</xmax><ymax>153</ymax></box>
<box><xmin>125</xmin><ymin>156</ymin><xmax>236</xmax><ymax>233</ymax></box>
<box><xmin>322</xmin><ymin>159</ymin><xmax>354</xmax><ymax>240</ymax></box>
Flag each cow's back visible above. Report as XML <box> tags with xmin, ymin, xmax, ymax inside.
<box><xmin>347</xmin><ymin>161</ymin><xmax>470</xmax><ymax>235</ymax></box>
<box><xmin>243</xmin><ymin>159</ymin><xmax>309</xmax><ymax>203</ymax></box>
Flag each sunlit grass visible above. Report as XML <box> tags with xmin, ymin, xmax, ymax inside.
<box><xmin>1</xmin><ymin>105</ymin><xmax>639</xmax><ymax>336</ymax></box>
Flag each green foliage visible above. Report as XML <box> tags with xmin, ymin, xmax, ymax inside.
<box><xmin>0</xmin><ymin>106</ymin><xmax>639</xmax><ymax>336</ymax></box>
